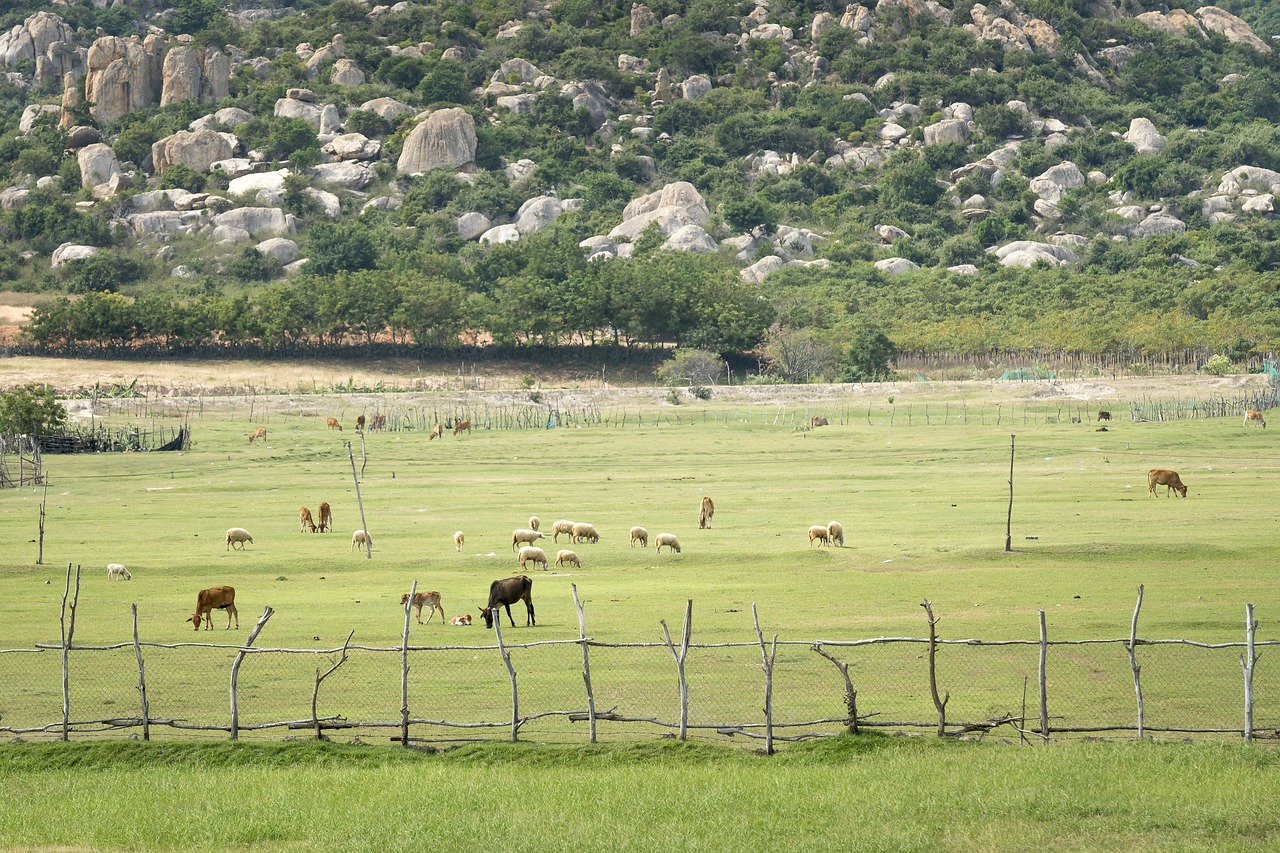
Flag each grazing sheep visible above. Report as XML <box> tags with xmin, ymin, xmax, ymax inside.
<box><xmin>106</xmin><ymin>563</ymin><xmax>131</xmax><ymax>580</ymax></box>
<box><xmin>453</xmin><ymin>419</ymin><xmax>472</xmax><ymax>436</ymax></box>
<box><xmin>401</xmin><ymin>590</ymin><xmax>443</xmax><ymax>625</ymax></box>
<box><xmin>528</xmin><ymin>515</ymin><xmax>540</xmax><ymax>531</ymax></box>
<box><xmin>571</xmin><ymin>522</ymin><xmax>600</xmax><ymax>544</ymax></box>
<box><xmin>326</xmin><ymin>417</ymin><xmax>342</xmax><ymax>431</ymax></box>
<box><xmin>827</xmin><ymin>521</ymin><xmax>845</xmax><ymax>547</ymax></box>
<box><xmin>630</xmin><ymin>526</ymin><xmax>649</xmax><ymax>548</ymax></box>
<box><xmin>555</xmin><ymin>549</ymin><xmax>582</xmax><ymax>568</ymax></box>
<box><xmin>247</xmin><ymin>427</ymin><xmax>267</xmax><ymax>444</ymax></box>
<box><xmin>518</xmin><ymin>545</ymin><xmax>549</xmax><ymax>571</ymax></box>
<box><xmin>551</xmin><ymin>519</ymin><xmax>576</xmax><ymax>542</ymax></box>
<box><xmin>512</xmin><ymin>528</ymin><xmax>546</xmax><ymax>551</ymax></box>
<box><xmin>655</xmin><ymin>533</ymin><xmax>682</xmax><ymax>554</ymax></box>
<box><xmin>429</xmin><ymin>423</ymin><xmax>443</xmax><ymax>440</ymax></box>
<box><xmin>356</xmin><ymin>415</ymin><xmax>366</xmax><ymax>431</ymax></box>
<box><xmin>698</xmin><ymin>496</ymin><xmax>714</xmax><ymax>529</ymax></box>
<box><xmin>454</xmin><ymin>530</ymin><xmax>465</xmax><ymax>552</ymax></box>
<box><xmin>317</xmin><ymin>502</ymin><xmax>332</xmax><ymax>533</ymax></box>
<box><xmin>351</xmin><ymin>529</ymin><xmax>373</xmax><ymax>551</ymax></box>
<box><xmin>225</xmin><ymin>527</ymin><xmax>254</xmax><ymax>550</ymax></box>
<box><xmin>448</xmin><ymin>614</ymin><xmax>472</xmax><ymax>626</ymax></box>
<box><xmin>299</xmin><ymin>507</ymin><xmax>317</xmax><ymax>533</ymax></box>
<box><xmin>808</xmin><ymin>525</ymin><xmax>831</xmax><ymax>547</ymax></box>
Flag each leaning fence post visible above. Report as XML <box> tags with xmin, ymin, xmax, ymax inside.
<box><xmin>660</xmin><ymin>600</ymin><xmax>692</xmax><ymax>741</ymax></box>
<box><xmin>1125</xmin><ymin>585</ymin><xmax>1145</xmax><ymax>739</ymax></box>
<box><xmin>921</xmin><ymin>599</ymin><xmax>949</xmax><ymax>736</ymax></box>
<box><xmin>131</xmin><ymin>603</ymin><xmax>150</xmax><ymax>741</ymax></box>
<box><xmin>229</xmin><ymin>606</ymin><xmax>274</xmax><ymax>741</ymax></box>
<box><xmin>1242</xmin><ymin>603</ymin><xmax>1258</xmax><ymax>743</ymax></box>
<box><xmin>1038</xmin><ymin>609</ymin><xmax>1049</xmax><ymax>743</ymax></box>
<box><xmin>572</xmin><ymin>584</ymin><xmax>597</xmax><ymax>743</ymax></box>
<box><xmin>752</xmin><ymin>603</ymin><xmax>777</xmax><ymax>755</ymax></box>
<box><xmin>314</xmin><ymin>630</ymin><xmax>354</xmax><ymax>741</ymax></box>
<box><xmin>401</xmin><ymin>580</ymin><xmax>415</xmax><ymax>746</ymax></box>
<box><xmin>59</xmin><ymin>562</ymin><xmax>81</xmax><ymax>742</ymax></box>
<box><xmin>492</xmin><ymin>612</ymin><xmax>520</xmax><ymax>742</ymax></box>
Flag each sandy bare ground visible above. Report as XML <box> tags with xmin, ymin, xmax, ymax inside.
<box><xmin>0</xmin><ymin>354</ymin><xmax>1271</xmax><ymax>406</ymax></box>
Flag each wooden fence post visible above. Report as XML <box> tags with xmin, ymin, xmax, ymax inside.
<box><xmin>572</xmin><ymin>584</ymin><xmax>597</xmax><ymax>743</ymax></box>
<box><xmin>811</xmin><ymin>644</ymin><xmax>858</xmax><ymax>733</ymax></box>
<box><xmin>752</xmin><ymin>603</ymin><xmax>777</xmax><ymax>755</ymax></box>
<box><xmin>345</xmin><ymin>442</ymin><xmax>371</xmax><ymax>559</ymax></box>
<box><xmin>59</xmin><ymin>562</ymin><xmax>80</xmax><ymax>742</ymax></box>
<box><xmin>921</xmin><ymin>599</ymin><xmax>948</xmax><ymax>736</ymax></box>
<box><xmin>1125</xmin><ymin>585</ymin><xmax>1145</xmax><ymax>739</ymax></box>
<box><xmin>401</xmin><ymin>581</ymin><xmax>414</xmax><ymax>746</ymax></box>
<box><xmin>660</xmin><ymin>600</ymin><xmax>692</xmax><ymax>741</ymax></box>
<box><xmin>1242</xmin><ymin>603</ymin><xmax>1258</xmax><ymax>744</ymax></box>
<box><xmin>1038</xmin><ymin>609</ymin><xmax>1049</xmax><ymax>743</ymax></box>
<box><xmin>132</xmin><ymin>603</ymin><xmax>150</xmax><ymax>742</ymax></box>
<box><xmin>314</xmin><ymin>630</ymin><xmax>354</xmax><ymax>741</ymax></box>
<box><xmin>492</xmin><ymin>612</ymin><xmax>520</xmax><ymax>742</ymax></box>
<box><xmin>230</xmin><ymin>606</ymin><xmax>274</xmax><ymax>740</ymax></box>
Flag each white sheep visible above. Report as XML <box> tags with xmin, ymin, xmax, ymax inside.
<box><xmin>571</xmin><ymin>522</ymin><xmax>600</xmax><ymax>544</ymax></box>
<box><xmin>655</xmin><ymin>533</ymin><xmax>682</xmax><ymax>554</ymax></box>
<box><xmin>630</xmin><ymin>526</ymin><xmax>649</xmax><ymax>548</ymax></box>
<box><xmin>528</xmin><ymin>515</ymin><xmax>541</xmax><ymax>531</ymax></box>
<box><xmin>551</xmin><ymin>519</ymin><xmax>576</xmax><ymax>542</ymax></box>
<box><xmin>827</xmin><ymin>521</ymin><xmax>845</xmax><ymax>547</ymax></box>
<box><xmin>453</xmin><ymin>530</ymin><xmax>465</xmax><ymax>552</ymax></box>
<box><xmin>555</xmin><ymin>549</ymin><xmax>582</xmax><ymax>568</ymax></box>
<box><xmin>225</xmin><ymin>528</ymin><xmax>254</xmax><ymax>550</ymax></box>
<box><xmin>351</xmin><ymin>529</ymin><xmax>373</xmax><ymax>551</ymax></box>
<box><xmin>512</xmin><ymin>527</ymin><xmax>546</xmax><ymax>551</ymax></box>
<box><xmin>808</xmin><ymin>525</ymin><xmax>831</xmax><ymax>547</ymax></box>
<box><xmin>518</xmin><ymin>545</ymin><xmax>548</xmax><ymax>571</ymax></box>
<box><xmin>106</xmin><ymin>563</ymin><xmax>131</xmax><ymax>580</ymax></box>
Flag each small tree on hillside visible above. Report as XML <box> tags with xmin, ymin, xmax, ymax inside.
<box><xmin>0</xmin><ymin>384</ymin><xmax>67</xmax><ymax>437</ymax></box>
<box><xmin>656</xmin><ymin>348</ymin><xmax>726</xmax><ymax>386</ymax></box>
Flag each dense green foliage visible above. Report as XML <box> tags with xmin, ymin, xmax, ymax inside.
<box><xmin>0</xmin><ymin>383</ymin><xmax>67</xmax><ymax>436</ymax></box>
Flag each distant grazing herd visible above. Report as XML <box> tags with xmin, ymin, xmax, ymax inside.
<box><xmin>101</xmin><ymin>405</ymin><xmax>1262</xmax><ymax>632</ymax></box>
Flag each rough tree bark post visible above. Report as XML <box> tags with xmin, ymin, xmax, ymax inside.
<box><xmin>59</xmin><ymin>562</ymin><xmax>80</xmax><ymax>742</ymax></box>
<box><xmin>37</xmin><ymin>480</ymin><xmax>47</xmax><ymax>565</ymax></box>
<box><xmin>572</xmin><ymin>584</ymin><xmax>597</xmax><ymax>743</ymax></box>
<box><xmin>400</xmin><ymin>581</ymin><xmax>415</xmax><ymax>746</ymax></box>
<box><xmin>346</xmin><ymin>442</ymin><xmax>371</xmax><ymax>559</ymax></box>
<box><xmin>752</xmin><ymin>603</ymin><xmax>778</xmax><ymax>755</ymax></box>
<box><xmin>230</xmin><ymin>606</ymin><xmax>274</xmax><ymax>741</ymax></box>
<box><xmin>314</xmin><ymin>630</ymin><xmax>354</xmax><ymax>741</ymax></box>
<box><xmin>812</xmin><ymin>644</ymin><xmax>858</xmax><ymax>734</ymax></box>
<box><xmin>1005</xmin><ymin>434</ymin><xmax>1016</xmax><ymax>552</ymax></box>
<box><xmin>1038</xmin><ymin>609</ymin><xmax>1049</xmax><ymax>743</ymax></box>
<box><xmin>492</xmin><ymin>611</ymin><xmax>520</xmax><ymax>742</ymax></box>
<box><xmin>1242</xmin><ymin>603</ymin><xmax>1258</xmax><ymax>744</ymax></box>
<box><xmin>132</xmin><ymin>603</ymin><xmax>150</xmax><ymax>741</ymax></box>
<box><xmin>920</xmin><ymin>599</ymin><xmax>949</xmax><ymax>736</ymax></box>
<box><xmin>1125</xmin><ymin>585</ymin><xmax>1145</xmax><ymax>740</ymax></box>
<box><xmin>660</xmin><ymin>600</ymin><xmax>693</xmax><ymax>741</ymax></box>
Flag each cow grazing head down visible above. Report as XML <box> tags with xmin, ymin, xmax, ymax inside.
<box><xmin>479</xmin><ymin>575</ymin><xmax>535</xmax><ymax>629</ymax></box>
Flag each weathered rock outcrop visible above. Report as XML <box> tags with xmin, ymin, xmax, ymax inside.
<box><xmin>85</xmin><ymin>35</ymin><xmax>165</xmax><ymax>125</ymax></box>
<box><xmin>396</xmin><ymin>108</ymin><xmax>477</xmax><ymax>174</ymax></box>
<box><xmin>1029</xmin><ymin>162</ymin><xmax>1085</xmax><ymax>203</ymax></box>
<box><xmin>1123</xmin><ymin>118</ymin><xmax>1166</xmax><ymax>155</ymax></box>
<box><xmin>151</xmin><ymin>129</ymin><xmax>235</xmax><ymax>175</ymax></box>
<box><xmin>77</xmin><ymin>143</ymin><xmax>121</xmax><ymax>189</ymax></box>
<box><xmin>608</xmin><ymin>182</ymin><xmax>710</xmax><ymax>242</ymax></box>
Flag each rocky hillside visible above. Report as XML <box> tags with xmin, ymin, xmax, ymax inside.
<box><xmin>2</xmin><ymin>0</ymin><xmax>1280</xmax><ymax>373</ymax></box>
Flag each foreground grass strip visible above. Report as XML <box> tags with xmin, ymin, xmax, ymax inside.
<box><xmin>0</xmin><ymin>736</ymin><xmax>1278</xmax><ymax>852</ymax></box>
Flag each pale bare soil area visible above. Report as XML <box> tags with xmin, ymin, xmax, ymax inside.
<box><xmin>0</xmin><ymin>354</ymin><xmax>1271</xmax><ymax>408</ymax></box>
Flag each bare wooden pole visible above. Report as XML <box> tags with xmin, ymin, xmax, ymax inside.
<box><xmin>37</xmin><ymin>479</ymin><xmax>47</xmax><ymax>565</ymax></box>
<box><xmin>752</xmin><ymin>603</ymin><xmax>778</xmax><ymax>755</ymax></box>
<box><xmin>230</xmin><ymin>606</ymin><xmax>274</xmax><ymax>740</ymax></box>
<box><xmin>1125</xmin><ymin>585</ymin><xmax>1145</xmax><ymax>739</ymax></box>
<box><xmin>1242</xmin><ymin>603</ymin><xmax>1258</xmax><ymax>743</ymax></box>
<box><xmin>401</xmin><ymin>580</ymin><xmax>415</xmax><ymax>746</ymax></box>
<box><xmin>132</xmin><ymin>603</ymin><xmax>150</xmax><ymax>741</ymax></box>
<box><xmin>345</xmin><ymin>442</ymin><xmax>371</xmax><ymax>559</ymax></box>
<box><xmin>59</xmin><ymin>562</ymin><xmax>80</xmax><ymax>742</ymax></box>
<box><xmin>920</xmin><ymin>599</ymin><xmax>949</xmax><ymax>736</ymax></box>
<box><xmin>811</xmin><ymin>643</ymin><xmax>858</xmax><ymax>733</ymax></box>
<box><xmin>492</xmin><ymin>610</ymin><xmax>520</xmax><ymax>742</ymax></box>
<box><xmin>572</xmin><ymin>584</ymin><xmax>597</xmax><ymax>743</ymax></box>
<box><xmin>660</xmin><ymin>600</ymin><xmax>692</xmax><ymax>741</ymax></box>
<box><xmin>1038</xmin><ymin>609</ymin><xmax>1049</xmax><ymax>743</ymax></box>
<box><xmin>358</xmin><ymin>429</ymin><xmax>367</xmax><ymax>479</ymax></box>
<box><xmin>1005</xmin><ymin>434</ymin><xmax>1016</xmax><ymax>552</ymax></box>
<box><xmin>314</xmin><ymin>629</ymin><xmax>354</xmax><ymax>740</ymax></box>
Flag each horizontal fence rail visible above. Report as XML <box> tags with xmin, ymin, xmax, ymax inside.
<box><xmin>2</xmin><ymin>571</ymin><xmax>1277</xmax><ymax>750</ymax></box>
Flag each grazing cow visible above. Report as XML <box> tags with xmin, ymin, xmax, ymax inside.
<box><xmin>1147</xmin><ymin>469</ymin><xmax>1188</xmax><ymax>498</ymax></box>
<box><xmin>1097</xmin><ymin>411</ymin><xmax>1112</xmax><ymax>422</ymax></box>
<box><xmin>698</xmin><ymin>496</ymin><xmax>715</xmax><ymax>529</ymax></box>
<box><xmin>479</xmin><ymin>575</ymin><xmax>535</xmax><ymax>628</ymax></box>
<box><xmin>356</xmin><ymin>415</ymin><xmax>366</xmax><ymax>431</ymax></box>
<box><xmin>106</xmin><ymin>563</ymin><xmax>131</xmax><ymax>580</ymax></box>
<box><xmin>187</xmin><ymin>586</ymin><xmax>238</xmax><ymax>631</ymax></box>
<box><xmin>429</xmin><ymin>423</ymin><xmax>443</xmax><ymax>440</ymax></box>
<box><xmin>811</xmin><ymin>416</ymin><xmax>829</xmax><ymax>427</ymax></box>
<box><xmin>317</xmin><ymin>502</ymin><xmax>332</xmax><ymax>533</ymax></box>
<box><xmin>401</xmin><ymin>590</ymin><xmax>444</xmax><ymax>625</ymax></box>
<box><xmin>453</xmin><ymin>419</ymin><xmax>472</xmax><ymax>436</ymax></box>
<box><xmin>448</xmin><ymin>614</ymin><xmax>472</xmax><ymax>626</ymax></box>
<box><xmin>247</xmin><ymin>427</ymin><xmax>267</xmax><ymax>444</ymax></box>
<box><xmin>299</xmin><ymin>506</ymin><xmax>317</xmax><ymax>533</ymax></box>
<box><xmin>326</xmin><ymin>417</ymin><xmax>342</xmax><ymax>431</ymax></box>
<box><xmin>370</xmin><ymin>414</ymin><xmax>386</xmax><ymax>431</ymax></box>
<box><xmin>1244</xmin><ymin>410</ymin><xmax>1266</xmax><ymax>429</ymax></box>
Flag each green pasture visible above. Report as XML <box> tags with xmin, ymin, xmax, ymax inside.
<box><xmin>1</xmin><ymin>394</ymin><xmax>1278</xmax><ymax>744</ymax></box>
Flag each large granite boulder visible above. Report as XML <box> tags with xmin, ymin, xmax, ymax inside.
<box><xmin>151</xmin><ymin>129</ymin><xmax>234</xmax><ymax>175</ymax></box>
<box><xmin>213</xmin><ymin>207</ymin><xmax>295</xmax><ymax>238</ymax></box>
<box><xmin>396</xmin><ymin>108</ymin><xmax>477</xmax><ymax>174</ymax></box>
<box><xmin>77</xmin><ymin>143</ymin><xmax>120</xmax><ymax>188</ymax></box>
<box><xmin>1029</xmin><ymin>161</ymin><xmax>1085</xmax><ymax>202</ymax></box>
<box><xmin>1123</xmin><ymin>118</ymin><xmax>1166</xmax><ymax>155</ymax></box>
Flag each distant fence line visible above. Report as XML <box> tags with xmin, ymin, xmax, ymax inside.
<box><xmin>1</xmin><ymin>571</ymin><xmax>1276</xmax><ymax>751</ymax></box>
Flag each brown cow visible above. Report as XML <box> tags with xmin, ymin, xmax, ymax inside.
<box><xmin>247</xmin><ymin>427</ymin><xmax>267</xmax><ymax>444</ymax></box>
<box><xmin>453</xmin><ymin>419</ymin><xmax>472</xmax><ymax>436</ymax></box>
<box><xmin>187</xmin><ymin>586</ymin><xmax>238</xmax><ymax>631</ymax></box>
<box><xmin>429</xmin><ymin>423</ymin><xmax>443</xmax><ymax>440</ymax></box>
<box><xmin>1244</xmin><ymin>410</ymin><xmax>1267</xmax><ymax>429</ymax></box>
<box><xmin>811</xmin><ymin>416</ymin><xmax>829</xmax><ymax>427</ymax></box>
<box><xmin>317</xmin><ymin>501</ymin><xmax>332</xmax><ymax>533</ymax></box>
<box><xmin>479</xmin><ymin>576</ymin><xmax>535</xmax><ymax>628</ymax></box>
<box><xmin>401</xmin><ymin>590</ymin><xmax>444</xmax><ymax>625</ymax></box>
<box><xmin>1097</xmin><ymin>411</ymin><xmax>1112</xmax><ymax>422</ymax></box>
<box><xmin>698</xmin><ymin>495</ymin><xmax>714</xmax><ymax>529</ymax></box>
<box><xmin>370</xmin><ymin>414</ymin><xmax>386</xmax><ymax>431</ymax></box>
<box><xmin>356</xmin><ymin>415</ymin><xmax>366</xmax><ymax>431</ymax></box>
<box><xmin>299</xmin><ymin>506</ymin><xmax>317</xmax><ymax>533</ymax></box>
<box><xmin>1148</xmin><ymin>469</ymin><xmax>1188</xmax><ymax>498</ymax></box>
<box><xmin>326</xmin><ymin>417</ymin><xmax>342</xmax><ymax>431</ymax></box>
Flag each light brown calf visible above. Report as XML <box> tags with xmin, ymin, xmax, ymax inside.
<box><xmin>248</xmin><ymin>428</ymin><xmax>267</xmax><ymax>443</ymax></box>
<box><xmin>1147</xmin><ymin>469</ymin><xmax>1188</xmax><ymax>498</ymax></box>
<box><xmin>698</xmin><ymin>495</ymin><xmax>714</xmax><ymax>529</ymax></box>
<box><xmin>453</xmin><ymin>419</ymin><xmax>472</xmax><ymax>436</ymax></box>
<box><xmin>429</xmin><ymin>423</ymin><xmax>443</xmax><ymax>440</ymax></box>
<box><xmin>317</xmin><ymin>501</ymin><xmax>332</xmax><ymax>533</ymax></box>
<box><xmin>448</xmin><ymin>614</ymin><xmax>472</xmax><ymax>626</ymax></box>
<box><xmin>401</xmin><ymin>591</ymin><xmax>444</xmax><ymax>625</ymax></box>
<box><xmin>299</xmin><ymin>506</ymin><xmax>317</xmax><ymax>533</ymax></box>
<box><xmin>1244</xmin><ymin>410</ymin><xmax>1266</xmax><ymax>429</ymax></box>
<box><xmin>326</xmin><ymin>417</ymin><xmax>342</xmax><ymax>431</ymax></box>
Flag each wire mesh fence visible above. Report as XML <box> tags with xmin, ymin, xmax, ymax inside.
<box><xmin>3</xmin><ymin>586</ymin><xmax>1278</xmax><ymax>749</ymax></box>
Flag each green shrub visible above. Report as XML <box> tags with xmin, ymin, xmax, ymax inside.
<box><xmin>1202</xmin><ymin>354</ymin><xmax>1235</xmax><ymax>376</ymax></box>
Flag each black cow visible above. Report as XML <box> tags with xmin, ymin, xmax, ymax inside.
<box><xmin>479</xmin><ymin>575</ymin><xmax>535</xmax><ymax>629</ymax></box>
